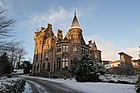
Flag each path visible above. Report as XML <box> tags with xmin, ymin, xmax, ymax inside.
<box><xmin>25</xmin><ymin>77</ymin><xmax>83</xmax><ymax>93</ymax></box>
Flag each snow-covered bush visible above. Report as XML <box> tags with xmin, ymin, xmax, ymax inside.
<box><xmin>100</xmin><ymin>74</ymin><xmax>138</xmax><ymax>84</ymax></box>
<box><xmin>0</xmin><ymin>77</ymin><xmax>26</xmax><ymax>93</ymax></box>
<box><xmin>70</xmin><ymin>55</ymin><xmax>106</xmax><ymax>82</ymax></box>
<box><xmin>136</xmin><ymin>75</ymin><xmax>140</xmax><ymax>93</ymax></box>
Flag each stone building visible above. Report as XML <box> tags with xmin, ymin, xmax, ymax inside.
<box><xmin>118</xmin><ymin>52</ymin><xmax>133</xmax><ymax>68</ymax></box>
<box><xmin>32</xmin><ymin>13</ymin><xmax>101</xmax><ymax>77</ymax></box>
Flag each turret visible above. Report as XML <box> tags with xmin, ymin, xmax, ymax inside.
<box><xmin>68</xmin><ymin>11</ymin><xmax>85</xmax><ymax>44</ymax></box>
<box><xmin>57</xmin><ymin>29</ymin><xmax>63</xmax><ymax>41</ymax></box>
<box><xmin>90</xmin><ymin>41</ymin><xmax>102</xmax><ymax>62</ymax></box>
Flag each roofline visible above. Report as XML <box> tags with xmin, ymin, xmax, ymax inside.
<box><xmin>118</xmin><ymin>52</ymin><xmax>133</xmax><ymax>58</ymax></box>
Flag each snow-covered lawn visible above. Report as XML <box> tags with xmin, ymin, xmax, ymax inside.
<box><xmin>99</xmin><ymin>74</ymin><xmax>138</xmax><ymax>83</ymax></box>
<box><xmin>22</xmin><ymin>75</ymin><xmax>137</xmax><ymax>93</ymax></box>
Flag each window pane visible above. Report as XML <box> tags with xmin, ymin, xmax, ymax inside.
<box><xmin>62</xmin><ymin>62</ymin><xmax>65</xmax><ymax>68</ymax></box>
<box><xmin>66</xmin><ymin>62</ymin><xmax>68</xmax><ymax>66</ymax></box>
<box><xmin>66</xmin><ymin>58</ymin><xmax>68</xmax><ymax>61</ymax></box>
<box><xmin>66</xmin><ymin>46</ymin><xmax>68</xmax><ymax>52</ymax></box>
<box><xmin>46</xmin><ymin>53</ymin><xmax>48</xmax><ymax>58</ymax></box>
<box><xmin>63</xmin><ymin>58</ymin><xmax>65</xmax><ymax>61</ymax></box>
<box><xmin>63</xmin><ymin>46</ymin><xmax>65</xmax><ymax>52</ymax></box>
<box><xmin>57</xmin><ymin>46</ymin><xmax>61</xmax><ymax>52</ymax></box>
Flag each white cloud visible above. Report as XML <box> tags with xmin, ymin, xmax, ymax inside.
<box><xmin>28</xmin><ymin>7</ymin><xmax>75</xmax><ymax>34</ymax></box>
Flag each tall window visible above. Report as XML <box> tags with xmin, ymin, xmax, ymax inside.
<box><xmin>42</xmin><ymin>63</ymin><xmax>45</xmax><ymax>69</ymax></box>
<box><xmin>62</xmin><ymin>58</ymin><xmax>68</xmax><ymax>70</ymax></box>
<box><xmin>62</xmin><ymin>45</ymin><xmax>68</xmax><ymax>52</ymax></box>
<box><xmin>36</xmin><ymin>53</ymin><xmax>38</xmax><ymax>61</ymax></box>
<box><xmin>37</xmin><ymin>64</ymin><xmax>39</xmax><ymax>71</ymax></box>
<box><xmin>47</xmin><ymin>62</ymin><xmax>50</xmax><ymax>71</ymax></box>
<box><xmin>57</xmin><ymin>58</ymin><xmax>61</xmax><ymax>70</ymax></box>
<box><xmin>57</xmin><ymin>46</ymin><xmax>61</xmax><ymax>53</ymax></box>
<box><xmin>44</xmin><ymin>52</ymin><xmax>48</xmax><ymax>59</ymax></box>
<box><xmin>54</xmin><ymin>61</ymin><xmax>56</xmax><ymax>71</ymax></box>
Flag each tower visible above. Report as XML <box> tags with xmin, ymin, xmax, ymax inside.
<box><xmin>90</xmin><ymin>41</ymin><xmax>101</xmax><ymax>62</ymax></box>
<box><xmin>68</xmin><ymin>12</ymin><xmax>85</xmax><ymax>44</ymax></box>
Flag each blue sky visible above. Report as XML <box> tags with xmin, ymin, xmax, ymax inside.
<box><xmin>0</xmin><ymin>0</ymin><xmax>140</xmax><ymax>61</ymax></box>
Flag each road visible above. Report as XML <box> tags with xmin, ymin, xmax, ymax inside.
<box><xmin>25</xmin><ymin>77</ymin><xmax>83</xmax><ymax>93</ymax></box>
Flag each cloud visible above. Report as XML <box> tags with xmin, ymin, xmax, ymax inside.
<box><xmin>28</xmin><ymin>7</ymin><xmax>75</xmax><ymax>34</ymax></box>
<box><xmin>0</xmin><ymin>0</ymin><xmax>4</xmax><ymax>8</ymax></box>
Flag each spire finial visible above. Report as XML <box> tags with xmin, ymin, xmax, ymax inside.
<box><xmin>74</xmin><ymin>9</ymin><xmax>76</xmax><ymax>16</ymax></box>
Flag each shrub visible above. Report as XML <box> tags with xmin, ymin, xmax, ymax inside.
<box><xmin>0</xmin><ymin>77</ymin><xmax>26</xmax><ymax>93</ymax></box>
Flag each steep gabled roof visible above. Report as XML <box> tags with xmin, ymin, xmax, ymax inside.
<box><xmin>91</xmin><ymin>41</ymin><xmax>98</xmax><ymax>50</ymax></box>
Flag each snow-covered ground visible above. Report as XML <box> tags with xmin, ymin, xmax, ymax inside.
<box><xmin>99</xmin><ymin>74</ymin><xmax>138</xmax><ymax>83</ymax></box>
<box><xmin>23</xmin><ymin>82</ymin><xmax>32</xmax><ymax>93</ymax></box>
<box><xmin>27</xmin><ymin>80</ymin><xmax>48</xmax><ymax>93</ymax></box>
<box><xmin>22</xmin><ymin>75</ymin><xmax>137</xmax><ymax>93</ymax></box>
<box><xmin>23</xmin><ymin>79</ymin><xmax>48</xmax><ymax>93</ymax></box>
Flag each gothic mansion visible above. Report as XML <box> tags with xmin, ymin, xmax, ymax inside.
<box><xmin>32</xmin><ymin>13</ymin><xmax>101</xmax><ymax>77</ymax></box>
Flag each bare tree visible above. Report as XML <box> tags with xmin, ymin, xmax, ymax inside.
<box><xmin>0</xmin><ymin>9</ymin><xmax>15</xmax><ymax>51</ymax></box>
<box><xmin>0</xmin><ymin>10</ymin><xmax>15</xmax><ymax>37</ymax></box>
<box><xmin>0</xmin><ymin>9</ymin><xmax>28</xmax><ymax>73</ymax></box>
<box><xmin>16</xmin><ymin>47</ymin><xmax>27</xmax><ymax>68</ymax></box>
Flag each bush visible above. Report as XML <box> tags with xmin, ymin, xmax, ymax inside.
<box><xmin>136</xmin><ymin>75</ymin><xmax>140</xmax><ymax>93</ymax></box>
<box><xmin>0</xmin><ymin>77</ymin><xmax>26</xmax><ymax>93</ymax></box>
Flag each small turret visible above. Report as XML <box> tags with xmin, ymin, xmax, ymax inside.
<box><xmin>90</xmin><ymin>41</ymin><xmax>101</xmax><ymax>62</ymax></box>
<box><xmin>57</xmin><ymin>29</ymin><xmax>63</xmax><ymax>41</ymax></box>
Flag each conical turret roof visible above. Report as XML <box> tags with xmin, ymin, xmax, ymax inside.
<box><xmin>70</xmin><ymin>12</ymin><xmax>80</xmax><ymax>29</ymax></box>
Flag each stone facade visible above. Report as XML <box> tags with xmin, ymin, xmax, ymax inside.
<box><xmin>32</xmin><ymin>13</ymin><xmax>101</xmax><ymax>77</ymax></box>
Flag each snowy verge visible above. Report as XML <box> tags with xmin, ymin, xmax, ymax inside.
<box><xmin>27</xmin><ymin>80</ymin><xmax>48</xmax><ymax>93</ymax></box>
<box><xmin>0</xmin><ymin>77</ymin><xmax>26</xmax><ymax>93</ymax></box>
<box><xmin>99</xmin><ymin>74</ymin><xmax>138</xmax><ymax>84</ymax></box>
<box><xmin>23</xmin><ymin>82</ymin><xmax>32</xmax><ymax>93</ymax></box>
<box><xmin>21</xmin><ymin>75</ymin><xmax>137</xmax><ymax>93</ymax></box>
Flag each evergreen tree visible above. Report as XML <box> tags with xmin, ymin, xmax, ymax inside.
<box><xmin>70</xmin><ymin>55</ymin><xmax>106</xmax><ymax>82</ymax></box>
<box><xmin>69</xmin><ymin>57</ymin><xmax>80</xmax><ymax>77</ymax></box>
<box><xmin>0</xmin><ymin>52</ymin><xmax>11</xmax><ymax>75</ymax></box>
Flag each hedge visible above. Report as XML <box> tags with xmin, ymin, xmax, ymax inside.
<box><xmin>0</xmin><ymin>77</ymin><xmax>26</xmax><ymax>93</ymax></box>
